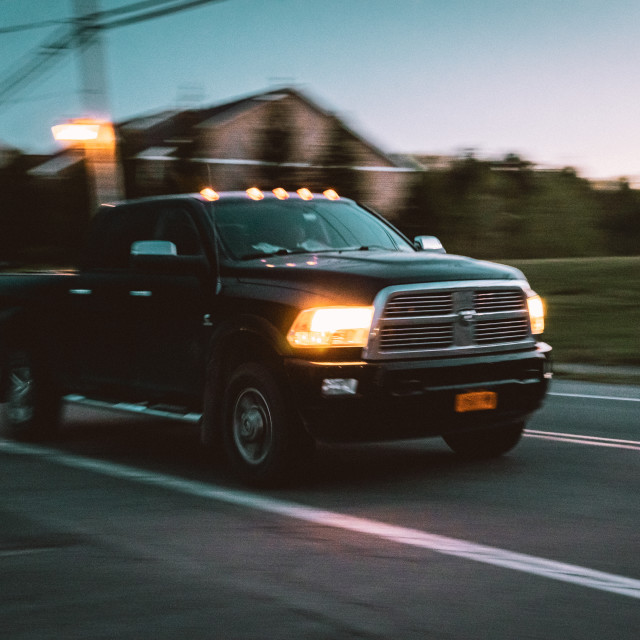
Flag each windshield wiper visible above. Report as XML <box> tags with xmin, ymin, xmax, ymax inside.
<box><xmin>239</xmin><ymin>246</ymin><xmax>388</xmax><ymax>260</ymax></box>
<box><xmin>239</xmin><ymin>248</ymin><xmax>310</xmax><ymax>261</ymax></box>
<box><xmin>336</xmin><ymin>245</ymin><xmax>387</xmax><ymax>252</ymax></box>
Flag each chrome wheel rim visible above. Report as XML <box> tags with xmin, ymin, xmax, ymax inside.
<box><xmin>7</xmin><ymin>365</ymin><xmax>35</xmax><ymax>425</ymax></box>
<box><xmin>232</xmin><ymin>387</ymin><xmax>272</xmax><ymax>465</ymax></box>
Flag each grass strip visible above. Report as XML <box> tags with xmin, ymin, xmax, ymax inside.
<box><xmin>501</xmin><ymin>256</ymin><xmax>640</xmax><ymax>371</ymax></box>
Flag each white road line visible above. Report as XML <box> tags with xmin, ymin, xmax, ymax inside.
<box><xmin>1</xmin><ymin>439</ymin><xmax>640</xmax><ymax>600</ymax></box>
<box><xmin>524</xmin><ymin>433</ymin><xmax>640</xmax><ymax>451</ymax></box>
<box><xmin>0</xmin><ymin>547</ymin><xmax>60</xmax><ymax>558</ymax></box>
<box><xmin>526</xmin><ymin>430</ymin><xmax>639</xmax><ymax>444</ymax></box>
<box><xmin>524</xmin><ymin>430</ymin><xmax>640</xmax><ymax>451</ymax></box>
<box><xmin>549</xmin><ymin>392</ymin><xmax>640</xmax><ymax>403</ymax></box>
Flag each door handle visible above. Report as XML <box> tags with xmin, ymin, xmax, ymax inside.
<box><xmin>129</xmin><ymin>290</ymin><xmax>152</xmax><ymax>297</ymax></box>
<box><xmin>69</xmin><ymin>289</ymin><xmax>92</xmax><ymax>295</ymax></box>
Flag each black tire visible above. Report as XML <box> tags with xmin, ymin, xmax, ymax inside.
<box><xmin>0</xmin><ymin>349</ymin><xmax>61</xmax><ymax>441</ymax></box>
<box><xmin>443</xmin><ymin>421</ymin><xmax>524</xmax><ymax>459</ymax></box>
<box><xmin>222</xmin><ymin>361</ymin><xmax>314</xmax><ymax>486</ymax></box>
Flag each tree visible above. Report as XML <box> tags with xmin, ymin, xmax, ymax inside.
<box><xmin>397</xmin><ymin>170</ymin><xmax>442</xmax><ymax>240</ymax></box>
<box><xmin>498</xmin><ymin>153</ymin><xmax>535</xmax><ymax>197</ymax></box>
<box><xmin>447</xmin><ymin>150</ymin><xmax>488</xmax><ymax>200</ymax></box>
<box><xmin>599</xmin><ymin>179</ymin><xmax>640</xmax><ymax>255</ymax></box>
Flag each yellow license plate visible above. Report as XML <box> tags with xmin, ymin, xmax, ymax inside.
<box><xmin>454</xmin><ymin>391</ymin><xmax>497</xmax><ymax>413</ymax></box>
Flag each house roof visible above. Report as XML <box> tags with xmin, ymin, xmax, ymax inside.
<box><xmin>27</xmin><ymin>152</ymin><xmax>82</xmax><ymax>177</ymax></box>
<box><xmin>119</xmin><ymin>86</ymin><xmax>405</xmax><ymax>169</ymax></box>
<box><xmin>119</xmin><ymin>110</ymin><xmax>182</xmax><ymax>132</ymax></box>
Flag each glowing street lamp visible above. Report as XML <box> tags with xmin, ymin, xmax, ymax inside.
<box><xmin>52</xmin><ymin>120</ymin><xmax>101</xmax><ymax>142</ymax></box>
<box><xmin>52</xmin><ymin>118</ymin><xmax>122</xmax><ymax>209</ymax></box>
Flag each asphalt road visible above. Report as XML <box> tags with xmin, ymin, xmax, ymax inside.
<box><xmin>1</xmin><ymin>379</ymin><xmax>638</xmax><ymax>639</ymax></box>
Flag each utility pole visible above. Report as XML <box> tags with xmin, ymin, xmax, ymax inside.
<box><xmin>67</xmin><ymin>0</ymin><xmax>123</xmax><ymax>206</ymax></box>
<box><xmin>73</xmin><ymin>0</ymin><xmax>109</xmax><ymax>119</ymax></box>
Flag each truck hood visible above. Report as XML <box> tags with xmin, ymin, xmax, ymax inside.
<box><xmin>223</xmin><ymin>250</ymin><xmax>526</xmax><ymax>305</ymax></box>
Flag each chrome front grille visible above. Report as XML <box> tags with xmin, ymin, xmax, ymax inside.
<box><xmin>474</xmin><ymin>290</ymin><xmax>526</xmax><ymax>312</ymax></box>
<box><xmin>380</xmin><ymin>323</ymin><xmax>454</xmax><ymax>350</ymax></box>
<box><xmin>366</xmin><ymin>280</ymin><xmax>533</xmax><ymax>360</ymax></box>
<box><xmin>475</xmin><ymin>318</ymin><xmax>530</xmax><ymax>343</ymax></box>
<box><xmin>383</xmin><ymin>292</ymin><xmax>453</xmax><ymax>318</ymax></box>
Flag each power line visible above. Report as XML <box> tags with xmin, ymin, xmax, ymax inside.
<box><xmin>0</xmin><ymin>0</ymin><xmax>180</xmax><ymax>34</ymax></box>
<box><xmin>98</xmin><ymin>0</ymin><xmax>228</xmax><ymax>30</ymax></box>
<box><xmin>0</xmin><ymin>25</ymin><xmax>76</xmax><ymax>104</ymax></box>
<box><xmin>98</xmin><ymin>0</ymin><xmax>191</xmax><ymax>19</ymax></box>
<box><xmin>0</xmin><ymin>0</ymin><xmax>228</xmax><ymax>108</ymax></box>
<box><xmin>0</xmin><ymin>19</ymin><xmax>66</xmax><ymax>35</ymax></box>
<box><xmin>0</xmin><ymin>0</ymin><xmax>223</xmax><ymax>36</ymax></box>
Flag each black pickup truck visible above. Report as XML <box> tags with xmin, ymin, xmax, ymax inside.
<box><xmin>0</xmin><ymin>188</ymin><xmax>551</xmax><ymax>484</ymax></box>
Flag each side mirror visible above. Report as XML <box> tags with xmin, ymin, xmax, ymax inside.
<box><xmin>414</xmin><ymin>235</ymin><xmax>446</xmax><ymax>253</ymax></box>
<box><xmin>131</xmin><ymin>240</ymin><xmax>177</xmax><ymax>256</ymax></box>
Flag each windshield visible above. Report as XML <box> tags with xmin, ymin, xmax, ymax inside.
<box><xmin>212</xmin><ymin>198</ymin><xmax>414</xmax><ymax>260</ymax></box>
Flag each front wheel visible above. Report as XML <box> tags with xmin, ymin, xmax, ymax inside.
<box><xmin>443</xmin><ymin>421</ymin><xmax>525</xmax><ymax>459</ymax></box>
<box><xmin>222</xmin><ymin>362</ymin><xmax>314</xmax><ymax>486</ymax></box>
<box><xmin>1</xmin><ymin>349</ymin><xmax>60</xmax><ymax>441</ymax></box>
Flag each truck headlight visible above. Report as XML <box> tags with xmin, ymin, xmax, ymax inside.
<box><xmin>527</xmin><ymin>294</ymin><xmax>545</xmax><ymax>335</ymax></box>
<box><xmin>287</xmin><ymin>306</ymin><xmax>374</xmax><ymax>347</ymax></box>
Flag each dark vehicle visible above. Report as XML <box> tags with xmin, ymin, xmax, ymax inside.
<box><xmin>0</xmin><ymin>188</ymin><xmax>551</xmax><ymax>485</ymax></box>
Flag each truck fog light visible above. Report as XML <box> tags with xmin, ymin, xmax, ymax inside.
<box><xmin>321</xmin><ymin>378</ymin><xmax>358</xmax><ymax>397</ymax></box>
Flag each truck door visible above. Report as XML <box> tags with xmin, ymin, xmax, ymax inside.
<box><xmin>60</xmin><ymin>203</ymin><xmax>159</xmax><ymax>398</ymax></box>
<box><xmin>129</xmin><ymin>202</ymin><xmax>212</xmax><ymax>408</ymax></box>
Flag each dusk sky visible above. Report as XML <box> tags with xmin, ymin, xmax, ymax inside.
<box><xmin>1</xmin><ymin>0</ymin><xmax>639</xmax><ymax>180</ymax></box>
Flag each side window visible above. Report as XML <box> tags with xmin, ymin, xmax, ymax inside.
<box><xmin>85</xmin><ymin>204</ymin><xmax>159</xmax><ymax>269</ymax></box>
<box><xmin>153</xmin><ymin>206</ymin><xmax>203</xmax><ymax>256</ymax></box>
<box><xmin>84</xmin><ymin>203</ymin><xmax>202</xmax><ymax>269</ymax></box>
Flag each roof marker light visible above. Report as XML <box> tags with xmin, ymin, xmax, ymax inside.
<box><xmin>323</xmin><ymin>189</ymin><xmax>340</xmax><ymax>200</ymax></box>
<box><xmin>297</xmin><ymin>188</ymin><xmax>313</xmax><ymax>200</ymax></box>
<box><xmin>273</xmin><ymin>188</ymin><xmax>289</xmax><ymax>200</ymax></box>
<box><xmin>246</xmin><ymin>187</ymin><xmax>264</xmax><ymax>200</ymax></box>
<box><xmin>200</xmin><ymin>187</ymin><xmax>219</xmax><ymax>201</ymax></box>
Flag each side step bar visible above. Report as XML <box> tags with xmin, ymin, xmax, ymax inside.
<box><xmin>64</xmin><ymin>394</ymin><xmax>202</xmax><ymax>424</ymax></box>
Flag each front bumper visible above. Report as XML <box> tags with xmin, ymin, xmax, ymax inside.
<box><xmin>284</xmin><ymin>343</ymin><xmax>552</xmax><ymax>442</ymax></box>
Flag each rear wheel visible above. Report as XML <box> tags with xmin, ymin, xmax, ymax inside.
<box><xmin>223</xmin><ymin>362</ymin><xmax>314</xmax><ymax>486</ymax></box>
<box><xmin>1</xmin><ymin>349</ymin><xmax>60</xmax><ymax>441</ymax></box>
<box><xmin>443</xmin><ymin>421</ymin><xmax>524</xmax><ymax>459</ymax></box>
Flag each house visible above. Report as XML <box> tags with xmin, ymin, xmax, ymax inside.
<box><xmin>117</xmin><ymin>87</ymin><xmax>416</xmax><ymax>218</ymax></box>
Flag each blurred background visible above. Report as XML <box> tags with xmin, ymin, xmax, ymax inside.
<box><xmin>1</xmin><ymin>0</ymin><xmax>639</xmax><ymax>372</ymax></box>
